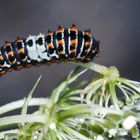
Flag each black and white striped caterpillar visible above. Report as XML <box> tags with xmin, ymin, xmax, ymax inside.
<box><xmin>0</xmin><ymin>25</ymin><xmax>99</xmax><ymax>76</ymax></box>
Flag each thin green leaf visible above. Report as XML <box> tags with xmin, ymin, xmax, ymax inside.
<box><xmin>21</xmin><ymin>75</ymin><xmax>42</xmax><ymax>116</ymax></box>
<box><xmin>69</xmin><ymin>62</ymin><xmax>108</xmax><ymax>75</ymax></box>
<box><xmin>0</xmin><ymin>114</ymin><xmax>45</xmax><ymax>128</ymax></box>
<box><xmin>59</xmin><ymin>81</ymin><xmax>86</xmax><ymax>100</ymax></box>
<box><xmin>49</xmin><ymin>129</ymin><xmax>58</xmax><ymax>140</ymax></box>
<box><xmin>109</xmin><ymin>82</ymin><xmax>120</xmax><ymax>110</ymax></box>
<box><xmin>0</xmin><ymin>98</ymin><xmax>47</xmax><ymax>115</ymax></box>
<box><xmin>59</xmin><ymin>123</ymin><xmax>92</xmax><ymax>140</ymax></box>
<box><xmin>51</xmin><ymin>68</ymin><xmax>87</xmax><ymax>105</ymax></box>
<box><xmin>0</xmin><ymin>129</ymin><xmax>18</xmax><ymax>139</ymax></box>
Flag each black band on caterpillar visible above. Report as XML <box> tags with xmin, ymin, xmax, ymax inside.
<box><xmin>0</xmin><ymin>25</ymin><xmax>100</xmax><ymax>76</ymax></box>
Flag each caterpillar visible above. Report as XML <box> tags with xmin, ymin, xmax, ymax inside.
<box><xmin>0</xmin><ymin>25</ymin><xmax>99</xmax><ymax>76</ymax></box>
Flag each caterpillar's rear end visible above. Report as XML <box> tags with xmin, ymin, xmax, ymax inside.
<box><xmin>0</xmin><ymin>25</ymin><xmax>100</xmax><ymax>76</ymax></box>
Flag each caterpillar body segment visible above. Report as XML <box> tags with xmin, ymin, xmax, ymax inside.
<box><xmin>0</xmin><ymin>25</ymin><xmax>99</xmax><ymax>76</ymax></box>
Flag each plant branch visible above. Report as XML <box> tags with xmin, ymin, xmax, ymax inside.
<box><xmin>0</xmin><ymin>98</ymin><xmax>47</xmax><ymax>115</ymax></box>
<box><xmin>0</xmin><ymin>114</ymin><xmax>45</xmax><ymax>127</ymax></box>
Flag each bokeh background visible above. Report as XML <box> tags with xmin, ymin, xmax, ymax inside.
<box><xmin>0</xmin><ymin>0</ymin><xmax>140</xmax><ymax>106</ymax></box>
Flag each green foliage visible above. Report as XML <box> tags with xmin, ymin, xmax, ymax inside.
<box><xmin>0</xmin><ymin>62</ymin><xmax>140</xmax><ymax>140</ymax></box>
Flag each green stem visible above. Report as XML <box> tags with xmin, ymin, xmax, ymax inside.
<box><xmin>117</xmin><ymin>84</ymin><xmax>130</xmax><ymax>99</ymax></box>
<box><xmin>0</xmin><ymin>114</ymin><xmax>45</xmax><ymax>127</ymax></box>
<box><xmin>90</xmin><ymin>103</ymin><xmax>123</xmax><ymax>115</ymax></box>
<box><xmin>70</xmin><ymin>62</ymin><xmax>120</xmax><ymax>82</ymax></box>
<box><xmin>54</xmin><ymin>129</ymin><xmax>64</xmax><ymax>140</ymax></box>
<box><xmin>57</xmin><ymin>104</ymin><xmax>92</xmax><ymax>121</ymax></box>
<box><xmin>21</xmin><ymin>75</ymin><xmax>42</xmax><ymax>116</ymax></box>
<box><xmin>0</xmin><ymin>129</ymin><xmax>18</xmax><ymax>139</ymax></box>
<box><xmin>0</xmin><ymin>98</ymin><xmax>47</xmax><ymax>115</ymax></box>
<box><xmin>109</xmin><ymin>82</ymin><xmax>120</xmax><ymax>110</ymax></box>
<box><xmin>69</xmin><ymin>62</ymin><xmax>108</xmax><ymax>75</ymax></box>
<box><xmin>59</xmin><ymin>123</ymin><xmax>92</xmax><ymax>140</ymax></box>
<box><xmin>49</xmin><ymin>129</ymin><xmax>58</xmax><ymax>140</ymax></box>
<box><xmin>51</xmin><ymin>69</ymin><xmax>87</xmax><ymax>105</ymax></box>
<box><xmin>119</xmin><ymin>78</ymin><xmax>140</xmax><ymax>93</ymax></box>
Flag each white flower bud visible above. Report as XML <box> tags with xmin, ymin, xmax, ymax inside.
<box><xmin>79</xmin><ymin>118</ymin><xmax>85</xmax><ymax>123</ymax></box>
<box><xmin>108</xmin><ymin>129</ymin><xmax>117</xmax><ymax>138</ymax></box>
<box><xmin>122</xmin><ymin>116</ymin><xmax>137</xmax><ymax>130</ymax></box>
<box><xmin>49</xmin><ymin>123</ymin><xmax>56</xmax><ymax>129</ymax></box>
<box><xmin>94</xmin><ymin>135</ymin><xmax>104</xmax><ymax>140</ymax></box>
<box><xmin>118</xmin><ymin>128</ymin><xmax>128</xmax><ymax>136</ymax></box>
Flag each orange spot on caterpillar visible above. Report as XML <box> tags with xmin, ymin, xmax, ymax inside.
<box><xmin>48</xmin><ymin>43</ymin><xmax>53</xmax><ymax>48</ymax></box>
<box><xmin>12</xmin><ymin>59</ymin><xmax>16</xmax><ymax>64</ymax></box>
<box><xmin>0</xmin><ymin>70</ymin><xmax>6</xmax><ymax>76</ymax></box>
<box><xmin>71</xmin><ymin>39</ymin><xmax>77</xmax><ymax>46</ymax></box>
<box><xmin>70</xmin><ymin>49</ymin><xmax>76</xmax><ymax>53</ymax></box>
<box><xmin>58</xmin><ymin>40</ymin><xmax>63</xmax><ymax>44</ymax></box>
<box><xmin>7</xmin><ymin>51</ymin><xmax>14</xmax><ymax>56</ymax></box>
<box><xmin>0</xmin><ymin>56</ymin><xmax>3</xmax><ymax>60</ymax></box>
<box><xmin>48</xmin><ymin>31</ymin><xmax>53</xmax><ymax>36</ymax></box>
<box><xmin>5</xmin><ymin>42</ymin><xmax>11</xmax><ymax>46</ymax></box>
<box><xmin>59</xmin><ymin>50</ymin><xmax>65</xmax><ymax>54</ymax></box>
<box><xmin>54</xmin><ymin>59</ymin><xmax>61</xmax><ymax>63</ymax></box>
<box><xmin>18</xmin><ymin>48</ymin><xmax>24</xmax><ymax>53</ymax></box>
<box><xmin>85</xmin><ymin>31</ymin><xmax>91</xmax><ymax>36</ymax></box>
<box><xmin>47</xmin><ymin>61</ymin><xmax>52</xmax><ymax>65</ymax></box>
<box><xmin>85</xmin><ymin>41</ymin><xmax>90</xmax><ymax>46</ymax></box>
<box><xmin>14</xmin><ymin>66</ymin><xmax>23</xmax><ymax>70</ymax></box>
<box><xmin>57</xmin><ymin>26</ymin><xmax>64</xmax><ymax>33</ymax></box>
<box><xmin>70</xmin><ymin>24</ymin><xmax>77</xmax><ymax>32</ymax></box>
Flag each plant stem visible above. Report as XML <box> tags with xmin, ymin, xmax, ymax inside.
<box><xmin>0</xmin><ymin>129</ymin><xmax>19</xmax><ymax>139</ymax></box>
<box><xmin>21</xmin><ymin>75</ymin><xmax>42</xmax><ymax>116</ymax></box>
<box><xmin>0</xmin><ymin>114</ymin><xmax>45</xmax><ymax>127</ymax></box>
<box><xmin>109</xmin><ymin>82</ymin><xmax>120</xmax><ymax>110</ymax></box>
<box><xmin>69</xmin><ymin>62</ymin><xmax>108</xmax><ymax>74</ymax></box>
<box><xmin>70</xmin><ymin>62</ymin><xmax>120</xmax><ymax>80</ymax></box>
<box><xmin>0</xmin><ymin>98</ymin><xmax>47</xmax><ymax>115</ymax></box>
<box><xmin>59</xmin><ymin>123</ymin><xmax>92</xmax><ymax>140</ymax></box>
